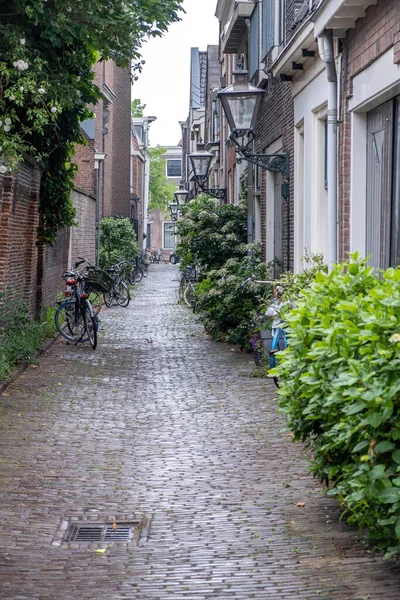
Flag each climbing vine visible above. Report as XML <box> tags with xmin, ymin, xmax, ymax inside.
<box><xmin>0</xmin><ymin>0</ymin><xmax>184</xmax><ymax>244</ymax></box>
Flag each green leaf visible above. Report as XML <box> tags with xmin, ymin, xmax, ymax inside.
<box><xmin>352</xmin><ymin>440</ymin><xmax>370</xmax><ymax>453</ymax></box>
<box><xmin>367</xmin><ymin>412</ymin><xmax>385</xmax><ymax>428</ymax></box>
<box><xmin>395</xmin><ymin>520</ymin><xmax>400</xmax><ymax>540</ymax></box>
<box><xmin>392</xmin><ymin>450</ymin><xmax>400</xmax><ymax>464</ymax></box>
<box><xmin>374</xmin><ymin>441</ymin><xmax>395</xmax><ymax>454</ymax></box>
<box><xmin>346</xmin><ymin>401</ymin><xmax>366</xmax><ymax>415</ymax></box>
<box><xmin>378</xmin><ymin>487</ymin><xmax>400</xmax><ymax>504</ymax></box>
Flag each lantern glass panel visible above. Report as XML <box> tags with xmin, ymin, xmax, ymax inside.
<box><xmin>226</xmin><ymin>95</ymin><xmax>258</xmax><ymax>131</ymax></box>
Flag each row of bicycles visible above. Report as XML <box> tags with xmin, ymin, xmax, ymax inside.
<box><xmin>54</xmin><ymin>256</ymin><xmax>149</xmax><ymax>350</ymax></box>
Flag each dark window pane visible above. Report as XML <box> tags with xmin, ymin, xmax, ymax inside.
<box><xmin>163</xmin><ymin>222</ymin><xmax>175</xmax><ymax>249</ymax></box>
<box><xmin>167</xmin><ymin>160</ymin><xmax>182</xmax><ymax>177</ymax></box>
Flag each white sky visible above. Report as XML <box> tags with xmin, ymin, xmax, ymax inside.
<box><xmin>132</xmin><ymin>0</ymin><xmax>219</xmax><ymax>147</ymax></box>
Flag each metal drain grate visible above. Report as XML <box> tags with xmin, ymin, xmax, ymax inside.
<box><xmin>65</xmin><ymin>522</ymin><xmax>136</xmax><ymax>543</ymax></box>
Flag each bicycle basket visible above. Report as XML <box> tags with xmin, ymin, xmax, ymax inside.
<box><xmin>184</xmin><ymin>266</ymin><xmax>197</xmax><ymax>281</ymax></box>
<box><xmin>84</xmin><ymin>267</ymin><xmax>113</xmax><ymax>293</ymax></box>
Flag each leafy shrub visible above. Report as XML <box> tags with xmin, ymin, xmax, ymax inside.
<box><xmin>99</xmin><ymin>217</ymin><xmax>138</xmax><ymax>268</ymax></box>
<box><xmin>0</xmin><ymin>300</ymin><xmax>56</xmax><ymax>381</ymax></box>
<box><xmin>275</xmin><ymin>256</ymin><xmax>400</xmax><ymax>556</ymax></box>
<box><xmin>195</xmin><ymin>250</ymin><xmax>268</xmax><ymax>346</ymax></box>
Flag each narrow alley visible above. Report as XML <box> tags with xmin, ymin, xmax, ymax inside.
<box><xmin>0</xmin><ymin>265</ymin><xmax>399</xmax><ymax>600</ymax></box>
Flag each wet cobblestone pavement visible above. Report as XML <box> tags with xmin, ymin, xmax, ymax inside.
<box><xmin>0</xmin><ymin>265</ymin><xmax>400</xmax><ymax>599</ymax></box>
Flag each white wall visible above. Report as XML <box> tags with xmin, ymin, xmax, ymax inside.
<box><xmin>293</xmin><ymin>66</ymin><xmax>328</xmax><ymax>269</ymax></box>
<box><xmin>349</xmin><ymin>48</ymin><xmax>400</xmax><ymax>256</ymax></box>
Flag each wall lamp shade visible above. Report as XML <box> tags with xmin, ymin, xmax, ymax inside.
<box><xmin>169</xmin><ymin>202</ymin><xmax>179</xmax><ymax>218</ymax></box>
<box><xmin>174</xmin><ymin>189</ymin><xmax>190</xmax><ymax>205</ymax></box>
<box><xmin>217</xmin><ymin>70</ymin><xmax>264</xmax><ymax>133</ymax></box>
<box><xmin>188</xmin><ymin>150</ymin><xmax>214</xmax><ymax>181</ymax></box>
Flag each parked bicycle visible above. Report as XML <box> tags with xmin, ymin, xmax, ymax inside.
<box><xmin>103</xmin><ymin>262</ymin><xmax>130</xmax><ymax>307</ymax></box>
<box><xmin>179</xmin><ymin>265</ymin><xmax>202</xmax><ymax>312</ymax></box>
<box><xmin>124</xmin><ymin>255</ymin><xmax>148</xmax><ymax>284</ymax></box>
<box><xmin>148</xmin><ymin>248</ymin><xmax>165</xmax><ymax>264</ymax></box>
<box><xmin>54</xmin><ymin>258</ymin><xmax>102</xmax><ymax>349</ymax></box>
<box><xmin>241</xmin><ymin>275</ymin><xmax>289</xmax><ymax>387</ymax></box>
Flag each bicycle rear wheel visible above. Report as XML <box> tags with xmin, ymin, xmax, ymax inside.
<box><xmin>55</xmin><ymin>300</ymin><xmax>84</xmax><ymax>343</ymax></box>
<box><xmin>141</xmin><ymin>262</ymin><xmax>148</xmax><ymax>277</ymax></box>
<box><xmin>115</xmin><ymin>281</ymin><xmax>130</xmax><ymax>307</ymax></box>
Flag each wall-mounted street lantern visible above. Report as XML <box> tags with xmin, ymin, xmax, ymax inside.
<box><xmin>174</xmin><ymin>189</ymin><xmax>190</xmax><ymax>206</ymax></box>
<box><xmin>218</xmin><ymin>69</ymin><xmax>291</xmax><ymax>269</ymax></box>
<box><xmin>188</xmin><ymin>150</ymin><xmax>227</xmax><ymax>203</ymax></box>
<box><xmin>218</xmin><ymin>69</ymin><xmax>290</xmax><ymax>189</ymax></box>
<box><xmin>169</xmin><ymin>201</ymin><xmax>179</xmax><ymax>221</ymax></box>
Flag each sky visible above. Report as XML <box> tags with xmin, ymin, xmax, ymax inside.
<box><xmin>132</xmin><ymin>0</ymin><xmax>219</xmax><ymax>147</ymax></box>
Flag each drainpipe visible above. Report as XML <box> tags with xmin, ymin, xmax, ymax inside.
<box><xmin>318</xmin><ymin>30</ymin><xmax>338</xmax><ymax>267</ymax></box>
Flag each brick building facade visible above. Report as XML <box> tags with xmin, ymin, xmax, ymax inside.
<box><xmin>0</xmin><ymin>58</ymin><xmax>132</xmax><ymax>319</ymax></box>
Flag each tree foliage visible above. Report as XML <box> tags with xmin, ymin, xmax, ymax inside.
<box><xmin>0</xmin><ymin>0</ymin><xmax>184</xmax><ymax>243</ymax></box>
<box><xmin>131</xmin><ymin>99</ymin><xmax>146</xmax><ymax>117</ymax></box>
<box><xmin>148</xmin><ymin>146</ymin><xmax>177</xmax><ymax>212</ymax></box>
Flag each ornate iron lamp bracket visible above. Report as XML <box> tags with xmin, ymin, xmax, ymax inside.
<box><xmin>199</xmin><ymin>186</ymin><xmax>227</xmax><ymax>202</ymax></box>
<box><xmin>194</xmin><ymin>175</ymin><xmax>227</xmax><ymax>202</ymax></box>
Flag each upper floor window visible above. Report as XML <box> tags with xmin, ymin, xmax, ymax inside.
<box><xmin>262</xmin><ymin>0</ymin><xmax>286</xmax><ymax>60</ymax></box>
<box><xmin>166</xmin><ymin>159</ymin><xmax>182</xmax><ymax>178</ymax></box>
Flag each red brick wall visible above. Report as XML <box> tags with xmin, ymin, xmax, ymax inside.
<box><xmin>70</xmin><ymin>190</ymin><xmax>97</xmax><ymax>266</ymax></box>
<box><xmin>42</xmin><ymin>228</ymin><xmax>71</xmax><ymax>309</ymax></box>
<box><xmin>0</xmin><ymin>162</ymin><xmax>41</xmax><ymax>317</ymax></box>
<box><xmin>147</xmin><ymin>209</ymin><xmax>175</xmax><ymax>261</ymax></box>
<box><xmin>255</xmin><ymin>76</ymin><xmax>294</xmax><ymax>269</ymax></box>
<box><xmin>73</xmin><ymin>138</ymin><xmax>96</xmax><ymax>196</ymax></box>
<box><xmin>339</xmin><ymin>0</ymin><xmax>400</xmax><ymax>261</ymax></box>
<box><xmin>131</xmin><ymin>155</ymin><xmax>143</xmax><ymax>200</ymax></box>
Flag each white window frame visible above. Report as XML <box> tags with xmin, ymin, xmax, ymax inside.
<box><xmin>163</xmin><ymin>221</ymin><xmax>175</xmax><ymax>249</ymax></box>
<box><xmin>349</xmin><ymin>49</ymin><xmax>400</xmax><ymax>256</ymax></box>
<box><xmin>165</xmin><ymin>159</ymin><xmax>182</xmax><ymax>179</ymax></box>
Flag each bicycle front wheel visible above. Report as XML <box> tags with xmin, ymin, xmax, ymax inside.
<box><xmin>83</xmin><ymin>302</ymin><xmax>97</xmax><ymax>349</ymax></box>
<box><xmin>88</xmin><ymin>291</ymin><xmax>102</xmax><ymax>316</ymax></box>
<box><xmin>115</xmin><ymin>281</ymin><xmax>130</xmax><ymax>307</ymax></box>
<box><xmin>55</xmin><ymin>300</ymin><xmax>84</xmax><ymax>342</ymax></box>
<box><xmin>134</xmin><ymin>268</ymin><xmax>143</xmax><ymax>283</ymax></box>
<box><xmin>103</xmin><ymin>288</ymin><xmax>114</xmax><ymax>307</ymax></box>
<box><xmin>183</xmin><ymin>283</ymin><xmax>196</xmax><ymax>308</ymax></box>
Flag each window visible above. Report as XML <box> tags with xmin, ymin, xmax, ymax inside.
<box><xmin>146</xmin><ymin>224</ymin><xmax>151</xmax><ymax>249</ymax></box>
<box><xmin>166</xmin><ymin>159</ymin><xmax>182</xmax><ymax>178</ymax></box>
<box><xmin>262</xmin><ymin>0</ymin><xmax>275</xmax><ymax>59</ymax></box>
<box><xmin>163</xmin><ymin>222</ymin><xmax>175</xmax><ymax>249</ymax></box>
<box><xmin>249</xmin><ymin>2</ymin><xmax>259</xmax><ymax>80</ymax></box>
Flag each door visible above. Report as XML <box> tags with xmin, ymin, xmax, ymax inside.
<box><xmin>366</xmin><ymin>99</ymin><xmax>394</xmax><ymax>270</ymax></box>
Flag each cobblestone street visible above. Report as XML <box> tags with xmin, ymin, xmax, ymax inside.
<box><xmin>0</xmin><ymin>264</ymin><xmax>399</xmax><ymax>599</ymax></box>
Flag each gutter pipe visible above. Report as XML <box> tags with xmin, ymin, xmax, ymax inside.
<box><xmin>318</xmin><ymin>30</ymin><xmax>338</xmax><ymax>267</ymax></box>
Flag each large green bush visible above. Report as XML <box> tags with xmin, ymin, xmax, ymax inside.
<box><xmin>195</xmin><ymin>251</ymin><xmax>268</xmax><ymax>346</ymax></box>
<box><xmin>275</xmin><ymin>256</ymin><xmax>400</xmax><ymax>556</ymax></box>
<box><xmin>176</xmin><ymin>196</ymin><xmax>248</xmax><ymax>270</ymax></box>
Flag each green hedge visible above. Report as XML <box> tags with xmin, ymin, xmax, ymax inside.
<box><xmin>275</xmin><ymin>256</ymin><xmax>400</xmax><ymax>556</ymax></box>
